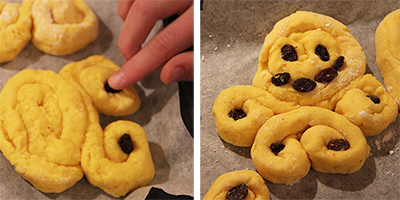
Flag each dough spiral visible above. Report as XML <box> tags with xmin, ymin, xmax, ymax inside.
<box><xmin>203</xmin><ymin>170</ymin><xmax>270</xmax><ymax>200</ymax></box>
<box><xmin>335</xmin><ymin>74</ymin><xmax>398</xmax><ymax>136</ymax></box>
<box><xmin>31</xmin><ymin>0</ymin><xmax>98</xmax><ymax>55</ymax></box>
<box><xmin>0</xmin><ymin>69</ymin><xmax>88</xmax><ymax>193</ymax></box>
<box><xmin>60</xmin><ymin>55</ymin><xmax>141</xmax><ymax>117</ymax></box>
<box><xmin>251</xmin><ymin>107</ymin><xmax>370</xmax><ymax>184</ymax></box>
<box><xmin>81</xmin><ymin>120</ymin><xmax>155</xmax><ymax>197</ymax></box>
<box><xmin>212</xmin><ymin>85</ymin><xmax>300</xmax><ymax>147</ymax></box>
<box><xmin>0</xmin><ymin>0</ymin><xmax>32</xmax><ymax>63</ymax></box>
<box><xmin>212</xmin><ymin>85</ymin><xmax>274</xmax><ymax>147</ymax></box>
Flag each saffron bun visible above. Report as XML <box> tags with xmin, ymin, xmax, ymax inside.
<box><xmin>375</xmin><ymin>9</ymin><xmax>400</xmax><ymax>109</ymax></box>
<box><xmin>0</xmin><ymin>0</ymin><xmax>32</xmax><ymax>63</ymax></box>
<box><xmin>251</xmin><ymin>107</ymin><xmax>370</xmax><ymax>184</ymax></box>
<box><xmin>81</xmin><ymin>120</ymin><xmax>155</xmax><ymax>197</ymax></box>
<box><xmin>31</xmin><ymin>0</ymin><xmax>98</xmax><ymax>55</ymax></box>
<box><xmin>0</xmin><ymin>69</ymin><xmax>87</xmax><ymax>193</ymax></box>
<box><xmin>59</xmin><ymin>55</ymin><xmax>141</xmax><ymax>117</ymax></box>
<box><xmin>253</xmin><ymin>11</ymin><xmax>366</xmax><ymax>107</ymax></box>
<box><xmin>203</xmin><ymin>170</ymin><xmax>270</xmax><ymax>200</ymax></box>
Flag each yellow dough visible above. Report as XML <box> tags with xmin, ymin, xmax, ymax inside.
<box><xmin>81</xmin><ymin>120</ymin><xmax>155</xmax><ymax>197</ymax></box>
<box><xmin>0</xmin><ymin>0</ymin><xmax>32</xmax><ymax>63</ymax></box>
<box><xmin>376</xmin><ymin>9</ymin><xmax>400</xmax><ymax>109</ymax></box>
<box><xmin>203</xmin><ymin>170</ymin><xmax>270</xmax><ymax>200</ymax></box>
<box><xmin>0</xmin><ymin>57</ymin><xmax>153</xmax><ymax>196</ymax></box>
<box><xmin>212</xmin><ymin>85</ymin><xmax>301</xmax><ymax>147</ymax></box>
<box><xmin>253</xmin><ymin>11</ymin><xmax>366</xmax><ymax>107</ymax></box>
<box><xmin>251</xmin><ymin>107</ymin><xmax>370</xmax><ymax>184</ymax></box>
<box><xmin>60</xmin><ymin>55</ymin><xmax>141</xmax><ymax>117</ymax></box>
<box><xmin>31</xmin><ymin>0</ymin><xmax>98</xmax><ymax>55</ymax></box>
<box><xmin>212</xmin><ymin>85</ymin><xmax>274</xmax><ymax>147</ymax></box>
<box><xmin>0</xmin><ymin>69</ymin><xmax>88</xmax><ymax>193</ymax></box>
<box><xmin>335</xmin><ymin>74</ymin><xmax>398</xmax><ymax>136</ymax></box>
<box><xmin>211</xmin><ymin>10</ymin><xmax>396</xmax><ymax>190</ymax></box>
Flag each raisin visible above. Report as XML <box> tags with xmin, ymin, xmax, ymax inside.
<box><xmin>315</xmin><ymin>44</ymin><xmax>330</xmax><ymax>61</ymax></box>
<box><xmin>327</xmin><ymin>139</ymin><xmax>350</xmax><ymax>151</ymax></box>
<box><xmin>367</xmin><ymin>95</ymin><xmax>380</xmax><ymax>104</ymax></box>
<box><xmin>270</xmin><ymin>143</ymin><xmax>285</xmax><ymax>155</ymax></box>
<box><xmin>228</xmin><ymin>109</ymin><xmax>247</xmax><ymax>121</ymax></box>
<box><xmin>119</xmin><ymin>133</ymin><xmax>134</xmax><ymax>154</ymax></box>
<box><xmin>104</xmin><ymin>82</ymin><xmax>122</xmax><ymax>94</ymax></box>
<box><xmin>271</xmin><ymin>72</ymin><xmax>291</xmax><ymax>86</ymax></box>
<box><xmin>333</xmin><ymin>56</ymin><xmax>345</xmax><ymax>70</ymax></box>
<box><xmin>226</xmin><ymin>184</ymin><xmax>248</xmax><ymax>200</ymax></box>
<box><xmin>315</xmin><ymin>68</ymin><xmax>338</xmax><ymax>83</ymax></box>
<box><xmin>292</xmin><ymin>78</ymin><xmax>316</xmax><ymax>92</ymax></box>
<box><xmin>281</xmin><ymin>44</ymin><xmax>298</xmax><ymax>61</ymax></box>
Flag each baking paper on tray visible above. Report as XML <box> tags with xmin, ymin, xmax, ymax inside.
<box><xmin>0</xmin><ymin>0</ymin><xmax>193</xmax><ymax>199</ymax></box>
<box><xmin>201</xmin><ymin>0</ymin><xmax>399</xmax><ymax>199</ymax></box>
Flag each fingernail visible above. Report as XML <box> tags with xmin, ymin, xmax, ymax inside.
<box><xmin>108</xmin><ymin>71</ymin><xmax>125</xmax><ymax>90</ymax></box>
<box><xmin>170</xmin><ymin>67</ymin><xmax>185</xmax><ymax>83</ymax></box>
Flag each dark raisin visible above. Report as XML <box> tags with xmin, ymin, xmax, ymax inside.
<box><xmin>315</xmin><ymin>68</ymin><xmax>338</xmax><ymax>83</ymax></box>
<box><xmin>271</xmin><ymin>72</ymin><xmax>291</xmax><ymax>86</ymax></box>
<box><xmin>226</xmin><ymin>184</ymin><xmax>248</xmax><ymax>200</ymax></box>
<box><xmin>367</xmin><ymin>95</ymin><xmax>380</xmax><ymax>104</ymax></box>
<box><xmin>281</xmin><ymin>44</ymin><xmax>298</xmax><ymax>61</ymax></box>
<box><xmin>104</xmin><ymin>82</ymin><xmax>122</xmax><ymax>94</ymax></box>
<box><xmin>270</xmin><ymin>143</ymin><xmax>285</xmax><ymax>155</ymax></box>
<box><xmin>333</xmin><ymin>56</ymin><xmax>345</xmax><ymax>70</ymax></box>
<box><xmin>327</xmin><ymin>139</ymin><xmax>350</xmax><ymax>151</ymax></box>
<box><xmin>315</xmin><ymin>44</ymin><xmax>330</xmax><ymax>61</ymax></box>
<box><xmin>228</xmin><ymin>109</ymin><xmax>247</xmax><ymax>121</ymax></box>
<box><xmin>292</xmin><ymin>78</ymin><xmax>317</xmax><ymax>92</ymax></box>
<box><xmin>119</xmin><ymin>133</ymin><xmax>134</xmax><ymax>154</ymax></box>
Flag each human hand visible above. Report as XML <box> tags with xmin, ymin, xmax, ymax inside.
<box><xmin>108</xmin><ymin>0</ymin><xmax>194</xmax><ymax>90</ymax></box>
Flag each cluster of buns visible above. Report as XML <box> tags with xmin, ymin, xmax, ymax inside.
<box><xmin>207</xmin><ymin>10</ymin><xmax>399</xmax><ymax>198</ymax></box>
<box><xmin>0</xmin><ymin>55</ymin><xmax>152</xmax><ymax>197</ymax></box>
<box><xmin>0</xmin><ymin>0</ymin><xmax>98</xmax><ymax>63</ymax></box>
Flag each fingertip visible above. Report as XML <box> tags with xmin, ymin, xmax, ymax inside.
<box><xmin>108</xmin><ymin>71</ymin><xmax>126</xmax><ymax>90</ymax></box>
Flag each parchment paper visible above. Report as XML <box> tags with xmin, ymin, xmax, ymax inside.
<box><xmin>201</xmin><ymin>0</ymin><xmax>400</xmax><ymax>199</ymax></box>
<box><xmin>0</xmin><ymin>0</ymin><xmax>193</xmax><ymax>199</ymax></box>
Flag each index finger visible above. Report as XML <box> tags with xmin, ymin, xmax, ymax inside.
<box><xmin>117</xmin><ymin>0</ymin><xmax>193</xmax><ymax>61</ymax></box>
<box><xmin>109</xmin><ymin>4</ymin><xmax>194</xmax><ymax>89</ymax></box>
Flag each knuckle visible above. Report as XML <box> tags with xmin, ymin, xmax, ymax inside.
<box><xmin>149</xmin><ymin>28</ymin><xmax>177</xmax><ymax>54</ymax></box>
<box><xmin>134</xmin><ymin>0</ymin><xmax>154</xmax><ymax>17</ymax></box>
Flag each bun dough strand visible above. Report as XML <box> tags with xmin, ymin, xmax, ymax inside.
<box><xmin>203</xmin><ymin>170</ymin><xmax>270</xmax><ymax>200</ymax></box>
<box><xmin>251</xmin><ymin>107</ymin><xmax>370</xmax><ymax>184</ymax></box>
<box><xmin>212</xmin><ymin>85</ymin><xmax>274</xmax><ymax>147</ymax></box>
<box><xmin>0</xmin><ymin>0</ymin><xmax>33</xmax><ymax>63</ymax></box>
<box><xmin>212</xmin><ymin>85</ymin><xmax>300</xmax><ymax>147</ymax></box>
<box><xmin>59</xmin><ymin>55</ymin><xmax>141</xmax><ymax>117</ymax></box>
<box><xmin>31</xmin><ymin>0</ymin><xmax>98</xmax><ymax>55</ymax></box>
<box><xmin>81</xmin><ymin>120</ymin><xmax>155</xmax><ymax>197</ymax></box>
<box><xmin>334</xmin><ymin>74</ymin><xmax>398</xmax><ymax>136</ymax></box>
<box><xmin>376</xmin><ymin>9</ymin><xmax>400</xmax><ymax>109</ymax></box>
